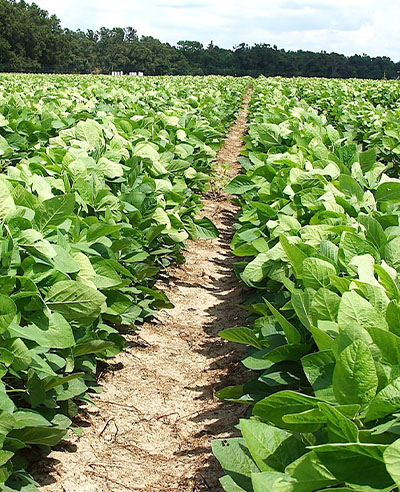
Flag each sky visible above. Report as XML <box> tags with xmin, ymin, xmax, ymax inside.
<box><xmin>34</xmin><ymin>0</ymin><xmax>400</xmax><ymax>61</ymax></box>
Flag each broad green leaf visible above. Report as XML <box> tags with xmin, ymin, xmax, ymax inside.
<box><xmin>383</xmin><ymin>236</ymin><xmax>400</xmax><ymax>270</ymax></box>
<box><xmin>13</xmin><ymin>410</ymin><xmax>51</xmax><ymax>429</ymax></box>
<box><xmin>285</xmin><ymin>451</ymin><xmax>336</xmax><ymax>491</ymax></box>
<box><xmin>212</xmin><ymin>438</ymin><xmax>259</xmax><ymax>490</ymax></box>
<box><xmin>339</xmin><ymin>231</ymin><xmax>380</xmax><ymax>266</ymax></box>
<box><xmin>194</xmin><ymin>217</ymin><xmax>219</xmax><ymax>239</ymax></box>
<box><xmin>253</xmin><ymin>391</ymin><xmax>320</xmax><ymax>433</ymax></box>
<box><xmin>291</xmin><ymin>289</ymin><xmax>313</xmax><ymax>329</ymax></box>
<box><xmin>242</xmin><ymin>254</ymin><xmax>269</xmax><ymax>283</ymax></box>
<box><xmin>2</xmin><ymin>338</ymin><xmax>31</xmax><ymax>371</ymax></box>
<box><xmin>9</xmin><ymin>312</ymin><xmax>74</xmax><ymax>349</ymax></box>
<box><xmin>0</xmin><ymin>180</ymin><xmax>16</xmax><ymax>221</ymax></box>
<box><xmin>86</xmin><ymin>223</ymin><xmax>122</xmax><ymax>242</ymax></box>
<box><xmin>18</xmin><ymin>229</ymin><xmax>56</xmax><ymax>259</ymax></box>
<box><xmin>302</xmin><ymin>351</ymin><xmax>335</xmax><ymax>402</ymax></box>
<box><xmin>220</xmin><ymin>475</ymin><xmax>248</xmax><ymax>492</ymax></box>
<box><xmin>219</xmin><ymin>327</ymin><xmax>262</xmax><ymax>349</ymax></box>
<box><xmin>133</xmin><ymin>141</ymin><xmax>160</xmax><ymax>161</ymax></box>
<box><xmin>317</xmin><ymin>403</ymin><xmax>358</xmax><ymax>442</ymax></box>
<box><xmin>72</xmin><ymin>340</ymin><xmax>115</xmax><ymax>357</ymax></box>
<box><xmin>251</xmin><ymin>472</ymin><xmax>288</xmax><ymax>492</ymax></box>
<box><xmin>383</xmin><ymin>439</ymin><xmax>400</xmax><ymax>487</ymax></box>
<box><xmin>312</xmin><ymin>444</ymin><xmax>393</xmax><ymax>489</ymax></box>
<box><xmin>75</xmin><ymin>119</ymin><xmax>102</xmax><ymax>148</ymax></box>
<box><xmin>45</xmin><ymin>280</ymin><xmax>106</xmax><ymax>324</ymax></box>
<box><xmin>338</xmin><ymin>290</ymin><xmax>388</xmax><ymax>333</ymax></box>
<box><xmin>0</xmin><ymin>296</ymin><xmax>16</xmax><ymax>334</ymax></box>
<box><xmin>358</xmin><ymin>214</ymin><xmax>387</xmax><ymax>249</ymax></box>
<box><xmin>310</xmin><ymin>288</ymin><xmax>340</xmax><ymax>323</ymax></box>
<box><xmin>280</xmin><ymin>235</ymin><xmax>307</xmax><ymax>277</ymax></box>
<box><xmin>339</xmin><ymin>174</ymin><xmax>363</xmax><ymax>201</ymax></box>
<box><xmin>264</xmin><ymin>299</ymin><xmax>302</xmax><ymax>345</ymax></box>
<box><xmin>35</xmin><ymin>194</ymin><xmax>75</xmax><ymax>230</ymax></box>
<box><xmin>365</xmin><ymin>378</ymin><xmax>400</xmax><ymax>421</ymax></box>
<box><xmin>376</xmin><ymin>182</ymin><xmax>400</xmax><ymax>203</ymax></box>
<box><xmin>376</xmin><ymin>267</ymin><xmax>400</xmax><ymax>301</ymax></box>
<box><xmin>333</xmin><ymin>340</ymin><xmax>378</xmax><ymax>406</ymax></box>
<box><xmin>10</xmin><ymin>427</ymin><xmax>67</xmax><ymax>446</ymax></box>
<box><xmin>240</xmin><ymin>419</ymin><xmax>306</xmax><ymax>472</ymax></box>
<box><xmin>226</xmin><ymin>175</ymin><xmax>257</xmax><ymax>194</ymax></box>
<box><xmin>302</xmin><ymin>258</ymin><xmax>336</xmax><ymax>289</ymax></box>
<box><xmin>359</xmin><ymin>148</ymin><xmax>377</xmax><ymax>173</ymax></box>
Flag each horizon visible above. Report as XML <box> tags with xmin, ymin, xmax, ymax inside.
<box><xmin>33</xmin><ymin>0</ymin><xmax>400</xmax><ymax>62</ymax></box>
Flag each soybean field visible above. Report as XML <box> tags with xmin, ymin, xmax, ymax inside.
<box><xmin>0</xmin><ymin>74</ymin><xmax>400</xmax><ymax>491</ymax></box>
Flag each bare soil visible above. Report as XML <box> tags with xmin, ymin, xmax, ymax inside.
<box><xmin>32</xmin><ymin>89</ymin><xmax>252</xmax><ymax>492</ymax></box>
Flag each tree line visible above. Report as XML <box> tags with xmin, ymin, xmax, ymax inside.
<box><xmin>1</xmin><ymin>0</ymin><xmax>399</xmax><ymax>79</ymax></box>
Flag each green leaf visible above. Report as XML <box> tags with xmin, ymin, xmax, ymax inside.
<box><xmin>242</xmin><ymin>254</ymin><xmax>269</xmax><ymax>284</ymax></box>
<box><xmin>285</xmin><ymin>451</ymin><xmax>336</xmax><ymax>491</ymax></box>
<box><xmin>365</xmin><ymin>378</ymin><xmax>400</xmax><ymax>421</ymax></box>
<box><xmin>333</xmin><ymin>340</ymin><xmax>378</xmax><ymax>406</ymax></box>
<box><xmin>312</xmin><ymin>444</ymin><xmax>393</xmax><ymax>489</ymax></box>
<box><xmin>9</xmin><ymin>312</ymin><xmax>75</xmax><ymax>349</ymax></box>
<box><xmin>358</xmin><ymin>214</ymin><xmax>387</xmax><ymax>249</ymax></box>
<box><xmin>338</xmin><ymin>290</ymin><xmax>388</xmax><ymax>333</ymax></box>
<box><xmin>317</xmin><ymin>402</ymin><xmax>359</xmax><ymax>442</ymax></box>
<box><xmin>264</xmin><ymin>299</ymin><xmax>302</xmax><ymax>345</ymax></box>
<box><xmin>383</xmin><ymin>439</ymin><xmax>400</xmax><ymax>487</ymax></box>
<box><xmin>240</xmin><ymin>419</ymin><xmax>306</xmax><ymax>472</ymax></box>
<box><xmin>302</xmin><ymin>258</ymin><xmax>336</xmax><ymax>289</ymax></box>
<box><xmin>86</xmin><ymin>223</ymin><xmax>122</xmax><ymax>242</ymax></box>
<box><xmin>386</xmin><ymin>300</ymin><xmax>400</xmax><ymax>335</ymax></box>
<box><xmin>383</xmin><ymin>236</ymin><xmax>400</xmax><ymax>270</ymax></box>
<box><xmin>194</xmin><ymin>217</ymin><xmax>219</xmax><ymax>239</ymax></box>
<box><xmin>220</xmin><ymin>475</ymin><xmax>248</xmax><ymax>492</ymax></box>
<box><xmin>45</xmin><ymin>280</ymin><xmax>106</xmax><ymax>325</ymax></box>
<box><xmin>13</xmin><ymin>410</ymin><xmax>51</xmax><ymax>429</ymax></box>
<box><xmin>339</xmin><ymin>174</ymin><xmax>364</xmax><ymax>201</ymax></box>
<box><xmin>0</xmin><ymin>180</ymin><xmax>16</xmax><ymax>221</ymax></box>
<box><xmin>302</xmin><ymin>351</ymin><xmax>335</xmax><ymax>402</ymax></box>
<box><xmin>339</xmin><ymin>231</ymin><xmax>380</xmax><ymax>266</ymax></box>
<box><xmin>291</xmin><ymin>289</ymin><xmax>313</xmax><ymax>330</ymax></box>
<box><xmin>251</xmin><ymin>472</ymin><xmax>288</xmax><ymax>492</ymax></box>
<box><xmin>359</xmin><ymin>148</ymin><xmax>377</xmax><ymax>173</ymax></box>
<box><xmin>18</xmin><ymin>229</ymin><xmax>56</xmax><ymax>259</ymax></box>
<box><xmin>219</xmin><ymin>327</ymin><xmax>262</xmax><ymax>349</ymax></box>
<box><xmin>72</xmin><ymin>340</ymin><xmax>115</xmax><ymax>357</ymax></box>
<box><xmin>10</xmin><ymin>427</ymin><xmax>67</xmax><ymax>446</ymax></box>
<box><xmin>280</xmin><ymin>235</ymin><xmax>307</xmax><ymax>277</ymax></box>
<box><xmin>253</xmin><ymin>391</ymin><xmax>320</xmax><ymax>433</ymax></box>
<box><xmin>310</xmin><ymin>288</ymin><xmax>340</xmax><ymax>323</ymax></box>
<box><xmin>0</xmin><ymin>296</ymin><xmax>16</xmax><ymax>334</ymax></box>
<box><xmin>75</xmin><ymin>119</ymin><xmax>102</xmax><ymax>148</ymax></box>
<box><xmin>212</xmin><ymin>438</ymin><xmax>259</xmax><ymax>490</ymax></box>
<box><xmin>132</xmin><ymin>141</ymin><xmax>160</xmax><ymax>161</ymax></box>
<box><xmin>226</xmin><ymin>175</ymin><xmax>257</xmax><ymax>194</ymax></box>
<box><xmin>376</xmin><ymin>182</ymin><xmax>400</xmax><ymax>203</ymax></box>
<box><xmin>364</xmin><ymin>326</ymin><xmax>400</xmax><ymax>366</ymax></box>
<box><xmin>35</xmin><ymin>194</ymin><xmax>75</xmax><ymax>230</ymax></box>
<box><xmin>2</xmin><ymin>338</ymin><xmax>31</xmax><ymax>371</ymax></box>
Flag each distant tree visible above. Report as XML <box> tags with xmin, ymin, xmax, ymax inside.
<box><xmin>0</xmin><ymin>0</ymin><xmax>398</xmax><ymax>78</ymax></box>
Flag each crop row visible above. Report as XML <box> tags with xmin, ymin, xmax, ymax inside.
<box><xmin>275</xmin><ymin>77</ymin><xmax>400</xmax><ymax>174</ymax></box>
<box><xmin>0</xmin><ymin>74</ymin><xmax>248</xmax><ymax>491</ymax></box>
<box><xmin>214</xmin><ymin>78</ymin><xmax>400</xmax><ymax>491</ymax></box>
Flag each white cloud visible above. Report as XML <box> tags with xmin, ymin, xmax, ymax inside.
<box><xmin>34</xmin><ymin>0</ymin><xmax>400</xmax><ymax>60</ymax></box>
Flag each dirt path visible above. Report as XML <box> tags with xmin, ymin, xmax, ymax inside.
<box><xmin>33</xmin><ymin>89</ymin><xmax>252</xmax><ymax>492</ymax></box>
